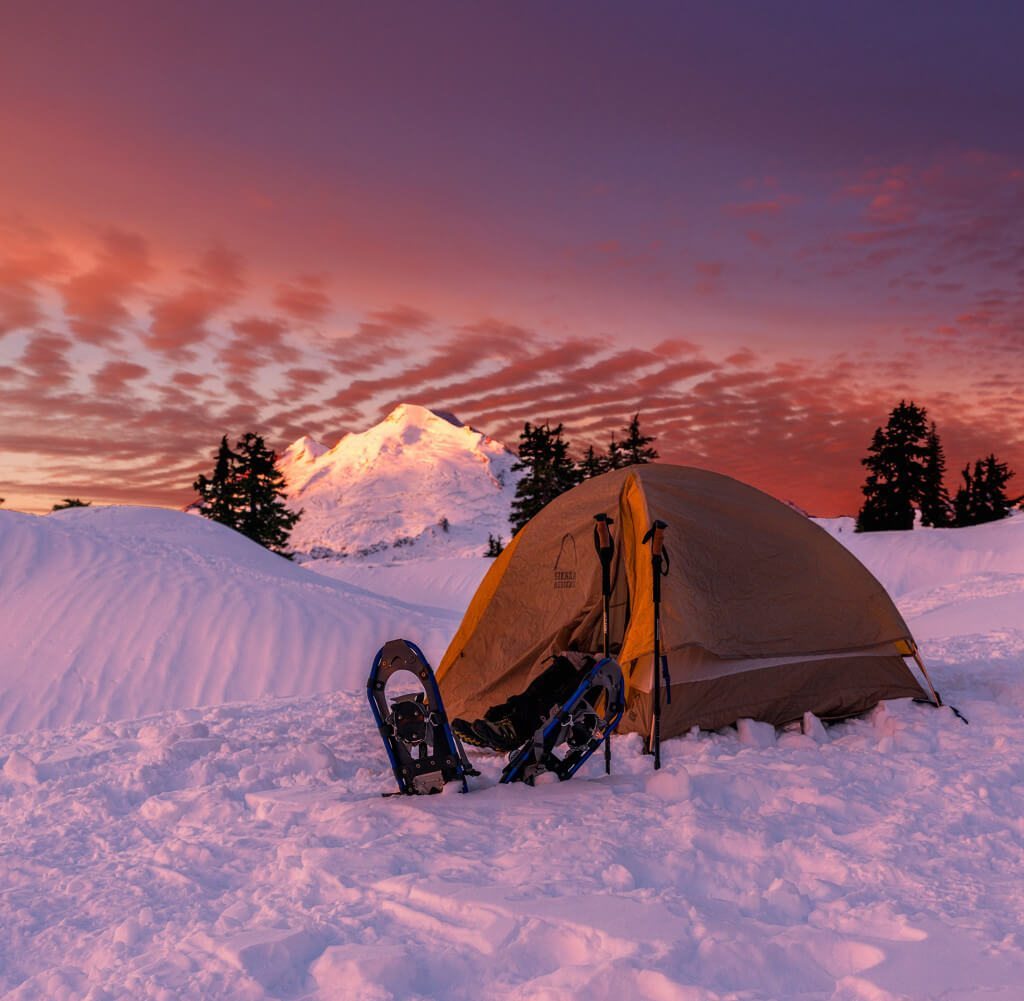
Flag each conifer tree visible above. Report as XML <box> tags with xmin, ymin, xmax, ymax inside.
<box><xmin>855</xmin><ymin>401</ymin><xmax>930</xmax><ymax>532</ymax></box>
<box><xmin>509</xmin><ymin>422</ymin><xmax>580</xmax><ymax>533</ymax></box>
<box><xmin>484</xmin><ymin>533</ymin><xmax>504</xmax><ymax>557</ymax></box>
<box><xmin>953</xmin><ymin>461</ymin><xmax>979</xmax><ymax>527</ymax></box>
<box><xmin>619</xmin><ymin>413</ymin><xmax>659</xmax><ymax>466</ymax></box>
<box><xmin>194</xmin><ymin>432</ymin><xmax>300</xmax><ymax>555</ymax></box>
<box><xmin>194</xmin><ymin>435</ymin><xmax>241</xmax><ymax>530</ymax></box>
<box><xmin>954</xmin><ymin>454</ymin><xmax>1016</xmax><ymax>526</ymax></box>
<box><xmin>919</xmin><ymin>423</ymin><xmax>953</xmax><ymax>527</ymax></box>
<box><xmin>52</xmin><ymin>498</ymin><xmax>91</xmax><ymax>511</ymax></box>
<box><xmin>602</xmin><ymin>432</ymin><xmax>625</xmax><ymax>472</ymax></box>
<box><xmin>578</xmin><ymin>445</ymin><xmax>604</xmax><ymax>480</ymax></box>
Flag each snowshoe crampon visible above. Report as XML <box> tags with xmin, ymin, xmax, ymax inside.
<box><xmin>368</xmin><ymin>638</ymin><xmax>475</xmax><ymax>796</ymax></box>
<box><xmin>501</xmin><ymin>656</ymin><xmax>625</xmax><ymax>786</ymax></box>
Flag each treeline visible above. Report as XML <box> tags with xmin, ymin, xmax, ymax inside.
<box><xmin>856</xmin><ymin>401</ymin><xmax>1019</xmax><ymax>532</ymax></box>
<box><xmin>506</xmin><ymin>413</ymin><xmax>657</xmax><ymax>538</ymax></box>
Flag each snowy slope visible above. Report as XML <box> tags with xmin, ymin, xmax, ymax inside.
<box><xmin>1</xmin><ymin>508</ymin><xmax>1024</xmax><ymax>998</ymax></box>
<box><xmin>280</xmin><ymin>403</ymin><xmax>519</xmax><ymax>560</ymax></box>
<box><xmin>0</xmin><ymin>506</ymin><xmax>457</xmax><ymax>735</ymax></box>
<box><xmin>309</xmin><ymin>554</ymin><xmax>491</xmax><ymax>613</ymax></box>
<box><xmin>820</xmin><ymin>512</ymin><xmax>1024</xmax><ymax>648</ymax></box>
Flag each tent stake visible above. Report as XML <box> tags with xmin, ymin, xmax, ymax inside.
<box><xmin>593</xmin><ymin>513</ymin><xmax>615</xmax><ymax>774</ymax></box>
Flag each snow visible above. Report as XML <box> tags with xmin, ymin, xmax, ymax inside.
<box><xmin>280</xmin><ymin>403</ymin><xmax>519</xmax><ymax>560</ymax></box>
<box><xmin>1</xmin><ymin>503</ymin><xmax>1023</xmax><ymax>999</ymax></box>
<box><xmin>0</xmin><ymin>505</ymin><xmax>458</xmax><ymax>734</ymax></box>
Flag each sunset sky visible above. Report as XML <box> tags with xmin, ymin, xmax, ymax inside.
<box><xmin>2</xmin><ymin>1</ymin><xmax>1023</xmax><ymax>515</ymax></box>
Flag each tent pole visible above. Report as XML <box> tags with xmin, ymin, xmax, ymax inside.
<box><xmin>642</xmin><ymin>520</ymin><xmax>668</xmax><ymax>769</ymax></box>
<box><xmin>593</xmin><ymin>513</ymin><xmax>615</xmax><ymax>774</ymax></box>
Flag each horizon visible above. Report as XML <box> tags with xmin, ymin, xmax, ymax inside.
<box><xmin>2</xmin><ymin>2</ymin><xmax>1023</xmax><ymax>516</ymax></box>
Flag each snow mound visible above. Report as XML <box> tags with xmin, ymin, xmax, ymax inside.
<box><xmin>0</xmin><ymin>506</ymin><xmax>457</xmax><ymax>735</ymax></box>
<box><xmin>279</xmin><ymin>403</ymin><xmax>519</xmax><ymax>560</ymax></box>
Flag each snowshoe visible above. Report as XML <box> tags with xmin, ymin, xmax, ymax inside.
<box><xmin>500</xmin><ymin>656</ymin><xmax>625</xmax><ymax>785</ymax></box>
<box><xmin>368</xmin><ymin>638</ymin><xmax>477</xmax><ymax>795</ymax></box>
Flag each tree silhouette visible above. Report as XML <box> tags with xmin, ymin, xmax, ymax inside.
<box><xmin>194</xmin><ymin>432</ymin><xmax>300</xmax><ymax>555</ymax></box>
<box><xmin>919</xmin><ymin>423</ymin><xmax>953</xmax><ymax>527</ymax></box>
<box><xmin>578</xmin><ymin>445</ymin><xmax>604</xmax><ymax>479</ymax></box>
<box><xmin>52</xmin><ymin>498</ymin><xmax>91</xmax><ymax>511</ymax></box>
<box><xmin>856</xmin><ymin>401</ymin><xmax>930</xmax><ymax>532</ymax></box>
<box><xmin>954</xmin><ymin>454</ymin><xmax>1017</xmax><ymax>526</ymax></box>
<box><xmin>509</xmin><ymin>422</ymin><xmax>580</xmax><ymax>534</ymax></box>
<box><xmin>619</xmin><ymin>413</ymin><xmax>659</xmax><ymax>466</ymax></box>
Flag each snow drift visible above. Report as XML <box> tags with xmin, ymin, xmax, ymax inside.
<box><xmin>0</xmin><ymin>506</ymin><xmax>458</xmax><ymax>734</ymax></box>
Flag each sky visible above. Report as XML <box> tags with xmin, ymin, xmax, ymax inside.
<box><xmin>1</xmin><ymin>1</ymin><xmax>1023</xmax><ymax>516</ymax></box>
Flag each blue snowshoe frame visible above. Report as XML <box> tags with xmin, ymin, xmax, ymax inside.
<box><xmin>501</xmin><ymin>656</ymin><xmax>625</xmax><ymax>785</ymax></box>
<box><xmin>368</xmin><ymin>638</ymin><xmax>471</xmax><ymax>795</ymax></box>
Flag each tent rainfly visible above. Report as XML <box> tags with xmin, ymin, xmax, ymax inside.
<box><xmin>437</xmin><ymin>464</ymin><xmax>930</xmax><ymax>739</ymax></box>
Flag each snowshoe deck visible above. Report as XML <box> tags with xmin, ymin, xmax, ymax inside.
<box><xmin>500</xmin><ymin>657</ymin><xmax>625</xmax><ymax>785</ymax></box>
<box><xmin>368</xmin><ymin>638</ymin><xmax>475</xmax><ymax>795</ymax></box>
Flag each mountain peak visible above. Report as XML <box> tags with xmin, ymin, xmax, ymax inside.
<box><xmin>282</xmin><ymin>435</ymin><xmax>329</xmax><ymax>465</ymax></box>
<box><xmin>279</xmin><ymin>406</ymin><xmax>519</xmax><ymax>560</ymax></box>
<box><xmin>382</xmin><ymin>403</ymin><xmax>464</xmax><ymax>429</ymax></box>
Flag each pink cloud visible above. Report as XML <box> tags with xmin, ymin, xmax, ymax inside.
<box><xmin>146</xmin><ymin>245</ymin><xmax>245</xmax><ymax>357</ymax></box>
<box><xmin>61</xmin><ymin>229</ymin><xmax>152</xmax><ymax>345</ymax></box>
<box><xmin>92</xmin><ymin>361</ymin><xmax>149</xmax><ymax>395</ymax></box>
<box><xmin>274</xmin><ymin>275</ymin><xmax>332</xmax><ymax>323</ymax></box>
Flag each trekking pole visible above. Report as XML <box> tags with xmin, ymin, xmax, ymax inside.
<box><xmin>593</xmin><ymin>513</ymin><xmax>615</xmax><ymax>774</ymax></box>
<box><xmin>642</xmin><ymin>520</ymin><xmax>668</xmax><ymax>769</ymax></box>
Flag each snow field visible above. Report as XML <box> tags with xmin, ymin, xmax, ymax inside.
<box><xmin>2</xmin><ymin>506</ymin><xmax>1024</xmax><ymax>997</ymax></box>
<box><xmin>2</xmin><ymin>680</ymin><xmax>1023</xmax><ymax>1000</ymax></box>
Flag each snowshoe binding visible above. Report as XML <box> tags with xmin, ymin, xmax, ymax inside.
<box><xmin>368</xmin><ymin>638</ymin><xmax>477</xmax><ymax>796</ymax></box>
<box><xmin>500</xmin><ymin>656</ymin><xmax>625</xmax><ymax>786</ymax></box>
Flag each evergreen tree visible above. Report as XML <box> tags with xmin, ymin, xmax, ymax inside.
<box><xmin>234</xmin><ymin>432</ymin><xmax>301</xmax><ymax>555</ymax></box>
<box><xmin>194</xmin><ymin>432</ymin><xmax>300</xmax><ymax>555</ymax></box>
<box><xmin>604</xmin><ymin>432</ymin><xmax>625</xmax><ymax>471</ymax></box>
<box><xmin>952</xmin><ymin>462</ymin><xmax>978</xmax><ymax>527</ymax></box>
<box><xmin>954</xmin><ymin>454</ymin><xmax>1016</xmax><ymax>526</ymax></box>
<box><xmin>619</xmin><ymin>413</ymin><xmax>659</xmax><ymax>466</ymax></box>
<box><xmin>52</xmin><ymin>498</ymin><xmax>91</xmax><ymax>511</ymax></box>
<box><xmin>578</xmin><ymin>445</ymin><xmax>604</xmax><ymax>480</ymax></box>
<box><xmin>484</xmin><ymin>533</ymin><xmax>504</xmax><ymax>557</ymax></box>
<box><xmin>855</xmin><ymin>401</ymin><xmax>930</xmax><ymax>532</ymax></box>
<box><xmin>193</xmin><ymin>435</ymin><xmax>241</xmax><ymax>530</ymax></box>
<box><xmin>509</xmin><ymin>422</ymin><xmax>581</xmax><ymax>534</ymax></box>
<box><xmin>919</xmin><ymin>422</ymin><xmax>953</xmax><ymax>527</ymax></box>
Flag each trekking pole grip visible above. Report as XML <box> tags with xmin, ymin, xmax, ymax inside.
<box><xmin>649</xmin><ymin>520</ymin><xmax>666</xmax><ymax>558</ymax></box>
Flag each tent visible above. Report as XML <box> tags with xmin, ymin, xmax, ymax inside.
<box><xmin>437</xmin><ymin>464</ymin><xmax>929</xmax><ymax>738</ymax></box>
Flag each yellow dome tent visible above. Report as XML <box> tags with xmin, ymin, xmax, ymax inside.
<box><xmin>437</xmin><ymin>464</ymin><xmax>930</xmax><ymax>738</ymax></box>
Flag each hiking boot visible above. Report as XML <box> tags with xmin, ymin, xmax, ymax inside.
<box><xmin>452</xmin><ymin>716</ymin><xmax>522</xmax><ymax>753</ymax></box>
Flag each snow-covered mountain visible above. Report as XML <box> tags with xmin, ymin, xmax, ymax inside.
<box><xmin>279</xmin><ymin>403</ymin><xmax>519</xmax><ymax>560</ymax></box>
